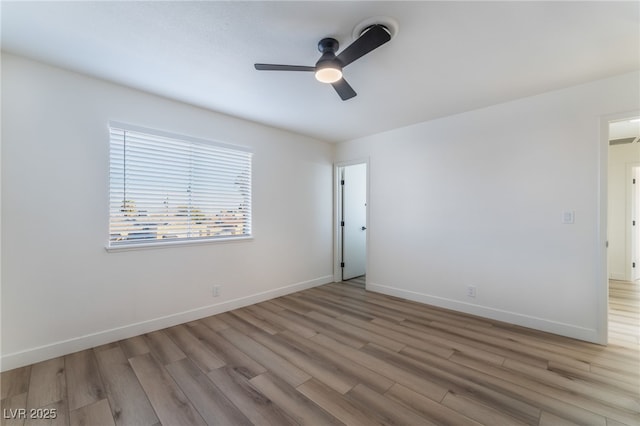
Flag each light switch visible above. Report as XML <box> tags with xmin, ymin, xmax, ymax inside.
<box><xmin>562</xmin><ymin>210</ymin><xmax>575</xmax><ymax>224</ymax></box>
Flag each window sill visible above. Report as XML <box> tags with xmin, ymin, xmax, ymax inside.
<box><xmin>105</xmin><ymin>235</ymin><xmax>253</xmax><ymax>252</ymax></box>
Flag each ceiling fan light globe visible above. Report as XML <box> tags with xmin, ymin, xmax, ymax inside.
<box><xmin>315</xmin><ymin>67</ymin><xmax>342</xmax><ymax>84</ymax></box>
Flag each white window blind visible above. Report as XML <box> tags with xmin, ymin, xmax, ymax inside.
<box><xmin>109</xmin><ymin>123</ymin><xmax>252</xmax><ymax>248</ymax></box>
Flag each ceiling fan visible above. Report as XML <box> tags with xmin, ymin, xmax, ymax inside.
<box><xmin>254</xmin><ymin>24</ymin><xmax>392</xmax><ymax>101</ymax></box>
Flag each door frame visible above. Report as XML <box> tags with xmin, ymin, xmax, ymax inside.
<box><xmin>598</xmin><ymin>110</ymin><xmax>640</xmax><ymax>345</ymax></box>
<box><xmin>624</xmin><ymin>165</ymin><xmax>640</xmax><ymax>281</ymax></box>
<box><xmin>334</xmin><ymin>158</ymin><xmax>370</xmax><ymax>283</ymax></box>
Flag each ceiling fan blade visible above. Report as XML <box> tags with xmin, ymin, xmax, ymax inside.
<box><xmin>254</xmin><ymin>63</ymin><xmax>315</xmax><ymax>72</ymax></box>
<box><xmin>336</xmin><ymin>24</ymin><xmax>391</xmax><ymax>67</ymax></box>
<box><xmin>331</xmin><ymin>78</ymin><xmax>357</xmax><ymax>101</ymax></box>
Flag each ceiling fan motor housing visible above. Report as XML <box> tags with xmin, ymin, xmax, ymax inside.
<box><xmin>316</xmin><ymin>38</ymin><xmax>342</xmax><ymax>71</ymax></box>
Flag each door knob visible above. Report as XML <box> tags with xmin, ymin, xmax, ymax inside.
<box><xmin>361</xmin><ymin>226</ymin><xmax>367</xmax><ymax>231</ymax></box>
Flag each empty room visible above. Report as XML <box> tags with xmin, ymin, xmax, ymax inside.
<box><xmin>1</xmin><ymin>1</ymin><xmax>639</xmax><ymax>425</ymax></box>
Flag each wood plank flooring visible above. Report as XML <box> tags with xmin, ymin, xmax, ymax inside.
<box><xmin>2</xmin><ymin>279</ymin><xmax>638</xmax><ymax>426</ymax></box>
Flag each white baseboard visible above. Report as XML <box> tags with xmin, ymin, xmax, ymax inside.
<box><xmin>1</xmin><ymin>275</ymin><xmax>332</xmax><ymax>372</ymax></box>
<box><xmin>609</xmin><ymin>272</ymin><xmax>627</xmax><ymax>281</ymax></box>
<box><xmin>366</xmin><ymin>282</ymin><xmax>600</xmax><ymax>344</ymax></box>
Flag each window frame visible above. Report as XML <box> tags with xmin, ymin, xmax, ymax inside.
<box><xmin>106</xmin><ymin>121</ymin><xmax>253</xmax><ymax>251</ymax></box>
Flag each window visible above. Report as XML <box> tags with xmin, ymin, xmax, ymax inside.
<box><xmin>108</xmin><ymin>122</ymin><xmax>252</xmax><ymax>248</ymax></box>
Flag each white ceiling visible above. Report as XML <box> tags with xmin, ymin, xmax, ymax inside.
<box><xmin>2</xmin><ymin>1</ymin><xmax>639</xmax><ymax>143</ymax></box>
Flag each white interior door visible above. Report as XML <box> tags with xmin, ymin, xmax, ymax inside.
<box><xmin>342</xmin><ymin>163</ymin><xmax>367</xmax><ymax>280</ymax></box>
<box><xmin>633</xmin><ymin>166</ymin><xmax>639</xmax><ymax>281</ymax></box>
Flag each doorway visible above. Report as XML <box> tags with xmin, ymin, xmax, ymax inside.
<box><xmin>335</xmin><ymin>162</ymin><xmax>368</xmax><ymax>282</ymax></box>
<box><xmin>603</xmin><ymin>114</ymin><xmax>640</xmax><ymax>346</ymax></box>
<box><xmin>608</xmin><ymin>117</ymin><xmax>640</xmax><ymax>282</ymax></box>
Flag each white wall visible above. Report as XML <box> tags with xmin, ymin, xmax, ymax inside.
<box><xmin>608</xmin><ymin>139</ymin><xmax>640</xmax><ymax>280</ymax></box>
<box><xmin>1</xmin><ymin>54</ymin><xmax>334</xmax><ymax>370</ymax></box>
<box><xmin>336</xmin><ymin>71</ymin><xmax>640</xmax><ymax>343</ymax></box>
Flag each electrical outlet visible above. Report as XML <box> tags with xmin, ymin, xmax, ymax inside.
<box><xmin>467</xmin><ymin>286</ymin><xmax>477</xmax><ymax>298</ymax></box>
<box><xmin>213</xmin><ymin>285</ymin><xmax>220</xmax><ymax>297</ymax></box>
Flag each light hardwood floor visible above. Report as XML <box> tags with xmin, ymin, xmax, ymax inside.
<box><xmin>1</xmin><ymin>279</ymin><xmax>638</xmax><ymax>426</ymax></box>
